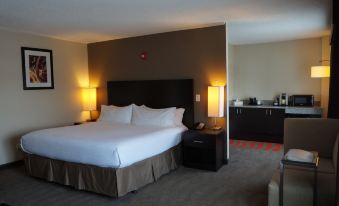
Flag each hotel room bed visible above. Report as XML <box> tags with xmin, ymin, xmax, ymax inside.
<box><xmin>21</xmin><ymin>122</ymin><xmax>186</xmax><ymax>168</ymax></box>
<box><xmin>21</xmin><ymin>79</ymin><xmax>194</xmax><ymax>197</ymax></box>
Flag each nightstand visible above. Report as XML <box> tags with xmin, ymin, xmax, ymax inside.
<box><xmin>182</xmin><ymin>129</ymin><xmax>226</xmax><ymax>171</ymax></box>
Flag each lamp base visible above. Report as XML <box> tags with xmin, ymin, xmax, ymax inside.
<box><xmin>86</xmin><ymin>119</ymin><xmax>96</xmax><ymax>122</ymax></box>
<box><xmin>211</xmin><ymin>125</ymin><xmax>222</xmax><ymax>130</ymax></box>
<box><xmin>86</xmin><ymin>110</ymin><xmax>97</xmax><ymax>122</ymax></box>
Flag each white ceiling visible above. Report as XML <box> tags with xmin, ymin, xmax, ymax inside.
<box><xmin>0</xmin><ymin>0</ymin><xmax>331</xmax><ymax>45</ymax></box>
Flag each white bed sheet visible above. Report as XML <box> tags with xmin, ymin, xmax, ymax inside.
<box><xmin>21</xmin><ymin>122</ymin><xmax>186</xmax><ymax>168</ymax></box>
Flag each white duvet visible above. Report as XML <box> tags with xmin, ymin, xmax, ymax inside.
<box><xmin>21</xmin><ymin>122</ymin><xmax>186</xmax><ymax>168</ymax></box>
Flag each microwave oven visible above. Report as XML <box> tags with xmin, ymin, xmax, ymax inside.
<box><xmin>290</xmin><ymin>95</ymin><xmax>314</xmax><ymax>106</ymax></box>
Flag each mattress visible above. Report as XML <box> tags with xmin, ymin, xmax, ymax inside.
<box><xmin>21</xmin><ymin>122</ymin><xmax>186</xmax><ymax>168</ymax></box>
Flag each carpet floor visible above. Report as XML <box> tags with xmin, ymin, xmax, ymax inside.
<box><xmin>0</xmin><ymin>141</ymin><xmax>282</xmax><ymax>206</ymax></box>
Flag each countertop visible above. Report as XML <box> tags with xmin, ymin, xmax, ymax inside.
<box><xmin>229</xmin><ymin>105</ymin><xmax>322</xmax><ymax>115</ymax></box>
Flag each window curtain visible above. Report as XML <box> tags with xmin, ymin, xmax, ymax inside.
<box><xmin>328</xmin><ymin>0</ymin><xmax>339</xmax><ymax>119</ymax></box>
<box><xmin>332</xmin><ymin>0</ymin><xmax>339</xmax><ymax>205</ymax></box>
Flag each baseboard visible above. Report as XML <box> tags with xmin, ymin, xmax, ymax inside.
<box><xmin>0</xmin><ymin>160</ymin><xmax>24</xmax><ymax>170</ymax></box>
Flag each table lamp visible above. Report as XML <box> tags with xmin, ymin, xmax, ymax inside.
<box><xmin>208</xmin><ymin>86</ymin><xmax>224</xmax><ymax>130</ymax></box>
<box><xmin>82</xmin><ymin>87</ymin><xmax>97</xmax><ymax>121</ymax></box>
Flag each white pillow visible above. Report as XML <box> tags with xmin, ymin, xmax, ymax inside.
<box><xmin>174</xmin><ymin>108</ymin><xmax>185</xmax><ymax>126</ymax></box>
<box><xmin>97</xmin><ymin>105</ymin><xmax>132</xmax><ymax>124</ymax></box>
<box><xmin>132</xmin><ymin>105</ymin><xmax>176</xmax><ymax>127</ymax></box>
<box><xmin>141</xmin><ymin>105</ymin><xmax>185</xmax><ymax>126</ymax></box>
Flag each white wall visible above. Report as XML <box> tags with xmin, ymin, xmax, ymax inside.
<box><xmin>228</xmin><ymin>38</ymin><xmax>323</xmax><ymax>101</ymax></box>
<box><xmin>0</xmin><ymin>29</ymin><xmax>89</xmax><ymax>165</ymax></box>
<box><xmin>228</xmin><ymin>44</ymin><xmax>235</xmax><ymax>100</ymax></box>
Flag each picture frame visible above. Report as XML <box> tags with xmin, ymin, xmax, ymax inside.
<box><xmin>21</xmin><ymin>47</ymin><xmax>54</xmax><ymax>90</ymax></box>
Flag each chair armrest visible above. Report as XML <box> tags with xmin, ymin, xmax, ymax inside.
<box><xmin>284</xmin><ymin>118</ymin><xmax>339</xmax><ymax>158</ymax></box>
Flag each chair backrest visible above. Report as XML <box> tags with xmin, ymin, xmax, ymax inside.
<box><xmin>284</xmin><ymin>118</ymin><xmax>339</xmax><ymax>158</ymax></box>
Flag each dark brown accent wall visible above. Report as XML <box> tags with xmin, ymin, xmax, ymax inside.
<box><xmin>88</xmin><ymin>25</ymin><xmax>226</xmax><ymax>126</ymax></box>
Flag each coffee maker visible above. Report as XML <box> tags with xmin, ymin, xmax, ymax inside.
<box><xmin>279</xmin><ymin>93</ymin><xmax>288</xmax><ymax>106</ymax></box>
<box><xmin>249</xmin><ymin>97</ymin><xmax>257</xmax><ymax>105</ymax></box>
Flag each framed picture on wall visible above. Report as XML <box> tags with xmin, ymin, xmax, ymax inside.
<box><xmin>21</xmin><ymin>47</ymin><xmax>54</xmax><ymax>90</ymax></box>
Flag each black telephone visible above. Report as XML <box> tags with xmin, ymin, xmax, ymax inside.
<box><xmin>193</xmin><ymin>122</ymin><xmax>205</xmax><ymax>130</ymax></box>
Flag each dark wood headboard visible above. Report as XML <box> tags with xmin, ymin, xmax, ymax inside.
<box><xmin>107</xmin><ymin>79</ymin><xmax>194</xmax><ymax>128</ymax></box>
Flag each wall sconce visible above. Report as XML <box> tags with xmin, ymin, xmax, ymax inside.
<box><xmin>311</xmin><ymin>60</ymin><xmax>330</xmax><ymax>78</ymax></box>
<box><xmin>208</xmin><ymin>86</ymin><xmax>224</xmax><ymax>130</ymax></box>
<box><xmin>311</xmin><ymin>66</ymin><xmax>330</xmax><ymax>78</ymax></box>
<box><xmin>310</xmin><ymin>60</ymin><xmax>330</xmax><ymax>117</ymax></box>
<box><xmin>82</xmin><ymin>87</ymin><xmax>97</xmax><ymax>121</ymax></box>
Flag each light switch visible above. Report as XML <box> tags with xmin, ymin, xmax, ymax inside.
<box><xmin>195</xmin><ymin>94</ymin><xmax>200</xmax><ymax>102</ymax></box>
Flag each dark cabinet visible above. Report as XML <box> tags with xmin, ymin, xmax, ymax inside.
<box><xmin>229</xmin><ymin>107</ymin><xmax>285</xmax><ymax>143</ymax></box>
<box><xmin>183</xmin><ymin>129</ymin><xmax>225</xmax><ymax>171</ymax></box>
<box><xmin>266</xmin><ymin>108</ymin><xmax>285</xmax><ymax>137</ymax></box>
<box><xmin>229</xmin><ymin>107</ymin><xmax>244</xmax><ymax>138</ymax></box>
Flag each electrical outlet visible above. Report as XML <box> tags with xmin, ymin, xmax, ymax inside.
<box><xmin>196</xmin><ymin>94</ymin><xmax>200</xmax><ymax>102</ymax></box>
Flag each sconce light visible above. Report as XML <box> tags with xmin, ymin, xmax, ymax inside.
<box><xmin>311</xmin><ymin>60</ymin><xmax>330</xmax><ymax>78</ymax></box>
<box><xmin>208</xmin><ymin>86</ymin><xmax>224</xmax><ymax>130</ymax></box>
<box><xmin>82</xmin><ymin>87</ymin><xmax>97</xmax><ymax>121</ymax></box>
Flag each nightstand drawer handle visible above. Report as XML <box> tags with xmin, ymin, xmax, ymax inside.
<box><xmin>193</xmin><ymin>140</ymin><xmax>204</xmax><ymax>143</ymax></box>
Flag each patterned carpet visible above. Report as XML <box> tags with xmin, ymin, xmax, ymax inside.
<box><xmin>230</xmin><ymin>139</ymin><xmax>283</xmax><ymax>153</ymax></box>
<box><xmin>0</xmin><ymin>140</ymin><xmax>283</xmax><ymax>206</ymax></box>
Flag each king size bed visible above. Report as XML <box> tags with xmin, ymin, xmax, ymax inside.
<box><xmin>20</xmin><ymin>79</ymin><xmax>194</xmax><ymax>197</ymax></box>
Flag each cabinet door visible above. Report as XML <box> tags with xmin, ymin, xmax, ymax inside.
<box><xmin>243</xmin><ymin>108</ymin><xmax>267</xmax><ymax>138</ymax></box>
<box><xmin>266</xmin><ymin>108</ymin><xmax>285</xmax><ymax>138</ymax></box>
<box><xmin>229</xmin><ymin>107</ymin><xmax>245</xmax><ymax>139</ymax></box>
<box><xmin>229</xmin><ymin>107</ymin><xmax>238</xmax><ymax>139</ymax></box>
<box><xmin>236</xmin><ymin>108</ymin><xmax>248</xmax><ymax>137</ymax></box>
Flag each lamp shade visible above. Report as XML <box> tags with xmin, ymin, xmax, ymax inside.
<box><xmin>82</xmin><ymin>88</ymin><xmax>97</xmax><ymax>111</ymax></box>
<box><xmin>208</xmin><ymin>86</ymin><xmax>224</xmax><ymax>117</ymax></box>
<box><xmin>311</xmin><ymin>66</ymin><xmax>330</xmax><ymax>78</ymax></box>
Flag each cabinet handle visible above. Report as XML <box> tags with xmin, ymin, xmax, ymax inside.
<box><xmin>193</xmin><ymin>140</ymin><xmax>204</xmax><ymax>144</ymax></box>
<box><xmin>270</xmin><ymin>110</ymin><xmax>272</xmax><ymax>115</ymax></box>
<box><xmin>239</xmin><ymin>109</ymin><xmax>242</xmax><ymax>114</ymax></box>
<box><xmin>236</xmin><ymin>109</ymin><xmax>238</xmax><ymax>114</ymax></box>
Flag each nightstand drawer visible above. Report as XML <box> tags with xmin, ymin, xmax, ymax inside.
<box><xmin>183</xmin><ymin>132</ymin><xmax>215</xmax><ymax>148</ymax></box>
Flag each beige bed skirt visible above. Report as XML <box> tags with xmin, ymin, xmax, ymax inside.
<box><xmin>24</xmin><ymin>145</ymin><xmax>182</xmax><ymax>197</ymax></box>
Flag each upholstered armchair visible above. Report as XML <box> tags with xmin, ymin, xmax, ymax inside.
<box><xmin>268</xmin><ymin>118</ymin><xmax>339</xmax><ymax>206</ymax></box>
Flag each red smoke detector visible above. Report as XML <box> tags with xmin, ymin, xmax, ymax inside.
<box><xmin>140</xmin><ymin>51</ymin><xmax>147</xmax><ymax>60</ymax></box>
